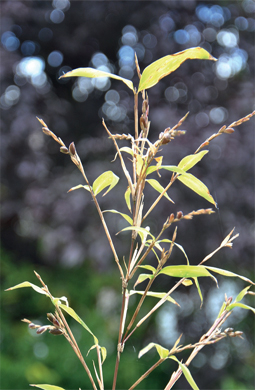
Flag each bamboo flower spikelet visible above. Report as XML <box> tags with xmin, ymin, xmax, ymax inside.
<box><xmin>6</xmin><ymin>46</ymin><xmax>255</xmax><ymax>390</ymax></box>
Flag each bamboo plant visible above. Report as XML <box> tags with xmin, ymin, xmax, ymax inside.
<box><xmin>6</xmin><ymin>47</ymin><xmax>255</xmax><ymax>390</ymax></box>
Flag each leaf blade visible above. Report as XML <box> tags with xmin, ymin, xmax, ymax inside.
<box><xmin>60</xmin><ymin>67</ymin><xmax>134</xmax><ymax>91</ymax></box>
<box><xmin>92</xmin><ymin>171</ymin><xmax>119</xmax><ymax>196</ymax></box>
<box><xmin>177</xmin><ymin>172</ymin><xmax>216</xmax><ymax>205</ymax></box>
<box><xmin>178</xmin><ymin>151</ymin><xmax>209</xmax><ymax>172</ymax></box>
<box><xmin>138</xmin><ymin>47</ymin><xmax>216</xmax><ymax>91</ymax></box>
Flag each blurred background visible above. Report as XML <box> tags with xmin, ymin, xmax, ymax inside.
<box><xmin>1</xmin><ymin>1</ymin><xmax>254</xmax><ymax>389</ymax></box>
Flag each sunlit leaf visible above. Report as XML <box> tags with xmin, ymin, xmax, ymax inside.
<box><xmin>87</xmin><ymin>344</ymin><xmax>107</xmax><ymax>364</ymax></box>
<box><xmin>146</xmin><ymin>179</ymin><xmax>174</xmax><ymax>203</ymax></box>
<box><xmin>205</xmin><ymin>266</ymin><xmax>255</xmax><ymax>285</ymax></box>
<box><xmin>170</xmin><ymin>356</ymin><xmax>199</xmax><ymax>390</ymax></box>
<box><xmin>103</xmin><ymin>209</ymin><xmax>133</xmax><ymax>225</ymax></box>
<box><xmin>138</xmin><ymin>342</ymin><xmax>169</xmax><ymax>359</ymax></box>
<box><xmin>182</xmin><ymin>279</ymin><xmax>193</xmax><ymax>286</ymax></box>
<box><xmin>60</xmin><ymin>67</ymin><xmax>134</xmax><ymax>91</ymax></box>
<box><xmin>227</xmin><ymin>302</ymin><xmax>255</xmax><ymax>314</ymax></box>
<box><xmin>129</xmin><ymin>290</ymin><xmax>179</xmax><ymax>306</ymax></box>
<box><xmin>134</xmin><ymin>273</ymin><xmax>154</xmax><ymax>288</ymax></box>
<box><xmin>92</xmin><ymin>171</ymin><xmax>119</xmax><ymax>196</ymax></box>
<box><xmin>113</xmin><ymin>147</ymin><xmax>133</xmax><ymax>162</ymax></box>
<box><xmin>30</xmin><ymin>385</ymin><xmax>65</xmax><ymax>390</ymax></box>
<box><xmin>138</xmin><ymin>47</ymin><xmax>216</xmax><ymax>91</ymax></box>
<box><xmin>68</xmin><ymin>184</ymin><xmax>90</xmax><ymax>193</ymax></box>
<box><xmin>177</xmin><ymin>173</ymin><xmax>215</xmax><ymax>205</ymax></box>
<box><xmin>5</xmin><ymin>282</ymin><xmax>49</xmax><ymax>296</ymax></box>
<box><xmin>194</xmin><ymin>277</ymin><xmax>203</xmax><ymax>307</ymax></box>
<box><xmin>178</xmin><ymin>151</ymin><xmax>209</xmax><ymax>172</ymax></box>
<box><xmin>159</xmin><ymin>265</ymin><xmax>218</xmax><ymax>285</ymax></box>
<box><xmin>136</xmin><ymin>154</ymin><xmax>145</xmax><ymax>176</ymax></box>
<box><xmin>124</xmin><ymin>187</ymin><xmax>132</xmax><ymax>212</ymax></box>
<box><xmin>146</xmin><ymin>165</ymin><xmax>186</xmax><ymax>175</ymax></box>
<box><xmin>139</xmin><ymin>264</ymin><xmax>156</xmax><ymax>273</ymax></box>
<box><xmin>118</xmin><ymin>226</ymin><xmax>154</xmax><ymax>242</ymax></box>
<box><xmin>154</xmin><ymin>239</ymin><xmax>190</xmax><ymax>265</ymax></box>
<box><xmin>58</xmin><ymin>304</ymin><xmax>98</xmax><ymax>344</ymax></box>
<box><xmin>235</xmin><ymin>286</ymin><xmax>251</xmax><ymax>302</ymax></box>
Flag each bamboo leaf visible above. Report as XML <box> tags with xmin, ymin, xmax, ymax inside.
<box><xmin>68</xmin><ymin>184</ymin><xmax>90</xmax><ymax>193</ymax></box>
<box><xmin>60</xmin><ymin>67</ymin><xmax>134</xmax><ymax>91</ymax></box>
<box><xmin>170</xmin><ymin>356</ymin><xmax>200</xmax><ymax>390</ymax></box>
<box><xmin>146</xmin><ymin>165</ymin><xmax>186</xmax><ymax>175</ymax></box>
<box><xmin>103</xmin><ymin>209</ymin><xmax>133</xmax><ymax>225</ymax></box>
<box><xmin>138</xmin><ymin>342</ymin><xmax>169</xmax><ymax>359</ymax></box>
<box><xmin>117</xmin><ymin>226</ymin><xmax>154</xmax><ymax>241</ymax></box>
<box><xmin>138</xmin><ymin>47</ymin><xmax>216</xmax><ymax>92</ymax></box>
<box><xmin>134</xmin><ymin>273</ymin><xmax>154</xmax><ymax>288</ymax></box>
<box><xmin>227</xmin><ymin>302</ymin><xmax>255</xmax><ymax>314</ymax></box>
<box><xmin>139</xmin><ymin>265</ymin><xmax>157</xmax><ymax>273</ymax></box>
<box><xmin>92</xmin><ymin>170</ymin><xmax>119</xmax><ymax>196</ymax></box>
<box><xmin>146</xmin><ymin>179</ymin><xmax>174</xmax><ymax>203</ymax></box>
<box><xmin>129</xmin><ymin>290</ymin><xmax>179</xmax><ymax>306</ymax></box>
<box><xmin>205</xmin><ymin>266</ymin><xmax>255</xmax><ymax>285</ymax></box>
<box><xmin>178</xmin><ymin>151</ymin><xmax>209</xmax><ymax>172</ymax></box>
<box><xmin>5</xmin><ymin>282</ymin><xmax>49</xmax><ymax>296</ymax></box>
<box><xmin>182</xmin><ymin>279</ymin><xmax>193</xmax><ymax>286</ymax></box>
<box><xmin>177</xmin><ymin>173</ymin><xmax>216</xmax><ymax>205</ymax></box>
<box><xmin>58</xmin><ymin>304</ymin><xmax>98</xmax><ymax>344</ymax></box>
<box><xmin>235</xmin><ymin>286</ymin><xmax>251</xmax><ymax>302</ymax></box>
<box><xmin>154</xmin><ymin>239</ymin><xmax>190</xmax><ymax>265</ymax></box>
<box><xmin>159</xmin><ymin>265</ymin><xmax>218</xmax><ymax>285</ymax></box>
<box><xmin>30</xmin><ymin>385</ymin><xmax>65</xmax><ymax>390</ymax></box>
<box><xmin>194</xmin><ymin>277</ymin><xmax>203</xmax><ymax>308</ymax></box>
<box><xmin>124</xmin><ymin>187</ymin><xmax>132</xmax><ymax>212</ymax></box>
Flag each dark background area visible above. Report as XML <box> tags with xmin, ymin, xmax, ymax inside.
<box><xmin>1</xmin><ymin>1</ymin><xmax>254</xmax><ymax>389</ymax></box>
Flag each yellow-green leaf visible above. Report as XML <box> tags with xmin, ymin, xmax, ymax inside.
<box><xmin>30</xmin><ymin>385</ymin><xmax>65</xmax><ymax>390</ymax></box>
<box><xmin>194</xmin><ymin>277</ymin><xmax>203</xmax><ymax>308</ymax></box>
<box><xmin>205</xmin><ymin>266</ymin><xmax>255</xmax><ymax>285</ymax></box>
<box><xmin>178</xmin><ymin>151</ymin><xmax>209</xmax><ymax>172</ymax></box>
<box><xmin>177</xmin><ymin>172</ymin><xmax>216</xmax><ymax>205</ymax></box>
<box><xmin>138</xmin><ymin>47</ymin><xmax>216</xmax><ymax>92</ymax></box>
<box><xmin>58</xmin><ymin>304</ymin><xmax>98</xmax><ymax>344</ymax></box>
<box><xmin>146</xmin><ymin>165</ymin><xmax>185</xmax><ymax>175</ymax></box>
<box><xmin>129</xmin><ymin>290</ymin><xmax>179</xmax><ymax>306</ymax></box>
<box><xmin>60</xmin><ymin>67</ymin><xmax>134</xmax><ymax>91</ymax></box>
<box><xmin>146</xmin><ymin>179</ymin><xmax>174</xmax><ymax>203</ymax></box>
<box><xmin>227</xmin><ymin>302</ymin><xmax>255</xmax><ymax>314</ymax></box>
<box><xmin>118</xmin><ymin>226</ymin><xmax>154</xmax><ymax>241</ymax></box>
<box><xmin>5</xmin><ymin>282</ymin><xmax>49</xmax><ymax>296</ymax></box>
<box><xmin>93</xmin><ymin>170</ymin><xmax>119</xmax><ymax>196</ymax></box>
<box><xmin>159</xmin><ymin>265</ymin><xmax>218</xmax><ymax>285</ymax></box>
<box><xmin>68</xmin><ymin>184</ymin><xmax>90</xmax><ymax>193</ymax></box>
<box><xmin>134</xmin><ymin>273</ymin><xmax>154</xmax><ymax>288</ymax></box>
<box><xmin>235</xmin><ymin>286</ymin><xmax>251</xmax><ymax>302</ymax></box>
<box><xmin>138</xmin><ymin>342</ymin><xmax>169</xmax><ymax>359</ymax></box>
<box><xmin>124</xmin><ymin>187</ymin><xmax>132</xmax><ymax>212</ymax></box>
<box><xmin>103</xmin><ymin>209</ymin><xmax>133</xmax><ymax>225</ymax></box>
<box><xmin>170</xmin><ymin>356</ymin><xmax>199</xmax><ymax>390</ymax></box>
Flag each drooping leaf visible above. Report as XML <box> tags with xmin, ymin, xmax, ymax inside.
<box><xmin>146</xmin><ymin>165</ymin><xmax>186</xmax><ymax>176</ymax></box>
<box><xmin>235</xmin><ymin>286</ymin><xmax>251</xmax><ymax>302</ymax></box>
<box><xmin>159</xmin><ymin>265</ymin><xmax>218</xmax><ymax>285</ymax></box>
<box><xmin>177</xmin><ymin>173</ymin><xmax>216</xmax><ymax>205</ymax></box>
<box><xmin>138</xmin><ymin>47</ymin><xmax>216</xmax><ymax>92</ymax></box>
<box><xmin>178</xmin><ymin>151</ymin><xmax>209</xmax><ymax>172</ymax></box>
<box><xmin>227</xmin><ymin>302</ymin><xmax>255</xmax><ymax>314</ymax></box>
<box><xmin>146</xmin><ymin>179</ymin><xmax>174</xmax><ymax>203</ymax></box>
<box><xmin>87</xmin><ymin>345</ymin><xmax>107</xmax><ymax>364</ymax></box>
<box><xmin>205</xmin><ymin>266</ymin><xmax>255</xmax><ymax>285</ymax></box>
<box><xmin>134</xmin><ymin>273</ymin><xmax>154</xmax><ymax>288</ymax></box>
<box><xmin>153</xmin><ymin>239</ymin><xmax>190</xmax><ymax>265</ymax></box>
<box><xmin>118</xmin><ymin>226</ymin><xmax>154</xmax><ymax>242</ymax></box>
<box><xmin>68</xmin><ymin>184</ymin><xmax>90</xmax><ymax>193</ymax></box>
<box><xmin>92</xmin><ymin>171</ymin><xmax>119</xmax><ymax>196</ymax></box>
<box><xmin>5</xmin><ymin>282</ymin><xmax>49</xmax><ymax>296</ymax></box>
<box><xmin>103</xmin><ymin>209</ymin><xmax>133</xmax><ymax>225</ymax></box>
<box><xmin>124</xmin><ymin>187</ymin><xmax>132</xmax><ymax>212</ymax></box>
<box><xmin>58</xmin><ymin>304</ymin><xmax>98</xmax><ymax>344</ymax></box>
<box><xmin>138</xmin><ymin>342</ymin><xmax>169</xmax><ymax>359</ymax></box>
<box><xmin>113</xmin><ymin>147</ymin><xmax>133</xmax><ymax>162</ymax></box>
<box><xmin>129</xmin><ymin>290</ymin><xmax>179</xmax><ymax>306</ymax></box>
<box><xmin>59</xmin><ymin>67</ymin><xmax>134</xmax><ymax>91</ymax></box>
<box><xmin>30</xmin><ymin>385</ymin><xmax>65</xmax><ymax>390</ymax></box>
<box><xmin>194</xmin><ymin>277</ymin><xmax>203</xmax><ymax>307</ymax></box>
<box><xmin>170</xmin><ymin>356</ymin><xmax>200</xmax><ymax>390</ymax></box>
<box><xmin>139</xmin><ymin>264</ymin><xmax>157</xmax><ymax>273</ymax></box>
<box><xmin>136</xmin><ymin>154</ymin><xmax>145</xmax><ymax>176</ymax></box>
